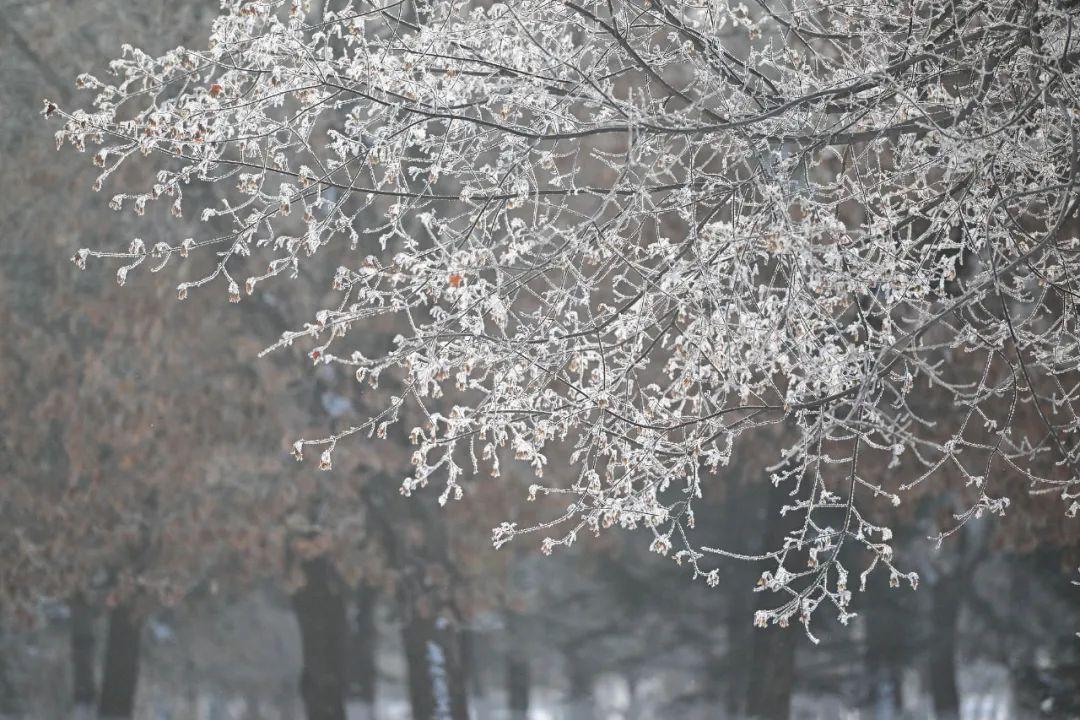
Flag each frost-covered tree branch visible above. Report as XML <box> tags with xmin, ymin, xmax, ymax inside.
<box><xmin>51</xmin><ymin>0</ymin><xmax>1080</xmax><ymax>637</ymax></box>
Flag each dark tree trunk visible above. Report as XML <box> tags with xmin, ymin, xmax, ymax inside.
<box><xmin>292</xmin><ymin>557</ymin><xmax>349</xmax><ymax>720</ymax></box>
<box><xmin>703</xmin><ymin>652</ymin><xmax>728</xmax><ymax>711</ymax></box>
<box><xmin>0</xmin><ymin>627</ymin><xmax>19</xmax><ymax>718</ymax></box>
<box><xmin>97</xmin><ymin>603</ymin><xmax>142</xmax><ymax>719</ymax></box>
<box><xmin>401</xmin><ymin>608</ymin><xmax>469</xmax><ymax>720</ymax></box>
<box><xmin>864</xmin><ymin>581</ymin><xmax>905</xmax><ymax>720</ymax></box>
<box><xmin>563</xmin><ymin>647</ymin><xmax>594</xmax><ymax>720</ymax></box>
<box><xmin>461</xmin><ymin>628</ymin><xmax>483</xmax><ymax>701</ymax></box>
<box><xmin>721</xmin><ymin>484</ymin><xmax>753</xmax><ymax>715</ymax></box>
<box><xmin>927</xmin><ymin>513</ymin><xmax>971</xmax><ymax>720</ymax></box>
<box><xmin>722</xmin><ymin>587</ymin><xmax>751</xmax><ymax>715</ymax></box>
<box><xmin>624</xmin><ymin>673</ymin><xmax>640</xmax><ymax>720</ymax></box>
<box><xmin>503</xmin><ymin>611</ymin><xmax>529</xmax><ymax>720</ymax></box>
<box><xmin>928</xmin><ymin>574</ymin><xmax>962</xmax><ymax>720</ymax></box>
<box><xmin>745</xmin><ymin>476</ymin><xmax>798</xmax><ymax>720</ymax></box>
<box><xmin>347</xmin><ymin>583</ymin><xmax>378</xmax><ymax>720</ymax></box>
<box><xmin>364</xmin><ymin>480</ymin><xmax>469</xmax><ymax>720</ymax></box>
<box><xmin>745</xmin><ymin>621</ymin><xmax>797</xmax><ymax>720</ymax></box>
<box><xmin>70</xmin><ymin>596</ymin><xmax>96</xmax><ymax>719</ymax></box>
<box><xmin>506</xmin><ymin>650</ymin><xmax>529</xmax><ymax>720</ymax></box>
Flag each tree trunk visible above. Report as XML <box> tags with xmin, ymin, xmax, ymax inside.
<box><xmin>0</xmin><ymin>626</ymin><xmax>19</xmax><ymax>719</ymax></box>
<box><xmin>928</xmin><ymin>574</ymin><xmax>962</xmax><ymax>720</ymax></box>
<box><xmin>506</xmin><ymin>651</ymin><xmax>529</xmax><ymax>720</ymax></box>
<box><xmin>292</xmin><ymin>557</ymin><xmax>349</xmax><ymax>720</ymax></box>
<box><xmin>927</xmin><ymin>514</ymin><xmax>971</xmax><ymax>720</ymax></box>
<box><xmin>868</xmin><ymin>621</ymin><xmax>902</xmax><ymax>716</ymax></box>
<box><xmin>461</xmin><ymin>628</ymin><xmax>483</xmax><ymax>702</ymax></box>
<box><xmin>401</xmin><ymin>610</ymin><xmax>469</xmax><ymax>720</ymax></box>
<box><xmin>624</xmin><ymin>672</ymin><xmax>640</xmax><ymax>720</ymax></box>
<box><xmin>721</xmin><ymin>484</ymin><xmax>753</xmax><ymax>715</ymax></box>
<box><xmin>563</xmin><ymin>647</ymin><xmax>594</xmax><ymax>720</ymax></box>
<box><xmin>864</xmin><ymin>582</ymin><xmax>904</xmax><ymax>720</ymax></box>
<box><xmin>97</xmin><ymin>603</ymin><xmax>142</xmax><ymax>719</ymax></box>
<box><xmin>745</xmin><ymin>621</ymin><xmax>797</xmax><ymax>720</ymax></box>
<box><xmin>347</xmin><ymin>583</ymin><xmax>378</xmax><ymax>720</ymax></box>
<box><xmin>364</xmin><ymin>482</ymin><xmax>469</xmax><ymax>720</ymax></box>
<box><xmin>867</xmin><ymin>649</ymin><xmax>903</xmax><ymax>719</ymax></box>
<box><xmin>70</xmin><ymin>596</ymin><xmax>96</xmax><ymax>719</ymax></box>
<box><xmin>745</xmin><ymin>476</ymin><xmax>798</xmax><ymax>720</ymax></box>
<box><xmin>701</xmin><ymin>652</ymin><xmax>727</xmax><ymax>712</ymax></box>
<box><xmin>362</xmin><ymin>480</ymin><xmax>469</xmax><ymax>720</ymax></box>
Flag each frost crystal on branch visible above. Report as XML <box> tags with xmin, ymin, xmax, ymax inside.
<box><xmin>53</xmin><ymin>0</ymin><xmax>1080</xmax><ymax>634</ymax></box>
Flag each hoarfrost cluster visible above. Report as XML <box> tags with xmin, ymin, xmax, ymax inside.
<box><xmin>51</xmin><ymin>0</ymin><xmax>1080</xmax><ymax>636</ymax></box>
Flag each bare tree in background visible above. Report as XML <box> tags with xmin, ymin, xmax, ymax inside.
<box><xmin>51</xmin><ymin>0</ymin><xmax>1080</xmax><ymax>640</ymax></box>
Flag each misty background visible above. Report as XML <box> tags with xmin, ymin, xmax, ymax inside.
<box><xmin>1</xmin><ymin>2</ymin><xmax>1079</xmax><ymax>719</ymax></box>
